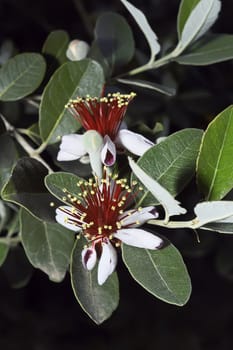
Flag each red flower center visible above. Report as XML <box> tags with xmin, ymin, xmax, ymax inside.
<box><xmin>66</xmin><ymin>92</ymin><xmax>136</xmax><ymax>140</ymax></box>
<box><xmin>61</xmin><ymin>169</ymin><xmax>142</xmax><ymax>245</ymax></box>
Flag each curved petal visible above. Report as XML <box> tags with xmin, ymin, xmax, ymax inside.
<box><xmin>97</xmin><ymin>240</ymin><xmax>117</xmax><ymax>285</ymax></box>
<box><xmin>117</xmin><ymin>129</ymin><xmax>154</xmax><ymax>156</ymax></box>
<box><xmin>120</xmin><ymin>206</ymin><xmax>159</xmax><ymax>227</ymax></box>
<box><xmin>114</xmin><ymin>228</ymin><xmax>163</xmax><ymax>249</ymax></box>
<box><xmin>57</xmin><ymin>134</ymin><xmax>86</xmax><ymax>161</ymax></box>
<box><xmin>101</xmin><ymin>135</ymin><xmax>116</xmax><ymax>166</ymax></box>
<box><xmin>55</xmin><ymin>206</ymin><xmax>81</xmax><ymax>232</ymax></box>
<box><xmin>81</xmin><ymin>246</ymin><xmax>97</xmax><ymax>270</ymax></box>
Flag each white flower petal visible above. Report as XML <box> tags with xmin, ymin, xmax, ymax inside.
<box><xmin>57</xmin><ymin>134</ymin><xmax>86</xmax><ymax>161</ymax></box>
<box><xmin>97</xmin><ymin>240</ymin><xmax>117</xmax><ymax>285</ymax></box>
<box><xmin>194</xmin><ymin>201</ymin><xmax>233</xmax><ymax>227</ymax></box>
<box><xmin>101</xmin><ymin>135</ymin><xmax>116</xmax><ymax>166</ymax></box>
<box><xmin>117</xmin><ymin>129</ymin><xmax>154</xmax><ymax>156</ymax></box>
<box><xmin>120</xmin><ymin>206</ymin><xmax>158</xmax><ymax>227</ymax></box>
<box><xmin>55</xmin><ymin>207</ymin><xmax>81</xmax><ymax>232</ymax></box>
<box><xmin>129</xmin><ymin>157</ymin><xmax>187</xmax><ymax>220</ymax></box>
<box><xmin>83</xmin><ymin>130</ymin><xmax>103</xmax><ymax>178</ymax></box>
<box><xmin>66</xmin><ymin>39</ymin><xmax>90</xmax><ymax>61</ymax></box>
<box><xmin>81</xmin><ymin>246</ymin><xmax>97</xmax><ymax>270</ymax></box>
<box><xmin>114</xmin><ymin>228</ymin><xmax>163</xmax><ymax>249</ymax></box>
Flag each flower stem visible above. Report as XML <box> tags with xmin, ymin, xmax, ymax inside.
<box><xmin>0</xmin><ymin>235</ymin><xmax>21</xmax><ymax>245</ymax></box>
<box><xmin>127</xmin><ymin>50</ymin><xmax>179</xmax><ymax>76</ymax></box>
<box><xmin>13</xmin><ymin>130</ymin><xmax>53</xmax><ymax>173</ymax></box>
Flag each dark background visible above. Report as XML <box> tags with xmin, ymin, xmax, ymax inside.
<box><xmin>1</xmin><ymin>0</ymin><xmax>233</xmax><ymax>349</ymax></box>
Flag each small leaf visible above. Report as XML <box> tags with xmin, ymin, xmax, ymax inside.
<box><xmin>20</xmin><ymin>209</ymin><xmax>75</xmax><ymax>282</ymax></box>
<box><xmin>39</xmin><ymin>59</ymin><xmax>104</xmax><ymax>145</ymax></box>
<box><xmin>42</xmin><ymin>30</ymin><xmax>69</xmax><ymax>65</ymax></box>
<box><xmin>0</xmin><ymin>243</ymin><xmax>9</xmax><ymax>267</ymax></box>
<box><xmin>117</xmin><ymin>78</ymin><xmax>176</xmax><ymax>96</ymax></box>
<box><xmin>197</xmin><ymin>105</ymin><xmax>233</xmax><ymax>200</ymax></box>
<box><xmin>175</xmin><ymin>34</ymin><xmax>233</xmax><ymax>65</ymax></box>
<box><xmin>94</xmin><ymin>12</ymin><xmax>134</xmax><ymax>70</ymax></box>
<box><xmin>45</xmin><ymin>172</ymin><xmax>84</xmax><ymax>204</ymax></box>
<box><xmin>1</xmin><ymin>157</ymin><xmax>60</xmax><ymax>222</ymax></box>
<box><xmin>177</xmin><ymin>0</ymin><xmax>201</xmax><ymax>38</ymax></box>
<box><xmin>0</xmin><ymin>134</ymin><xmax>20</xmax><ymax>192</ymax></box>
<box><xmin>122</xmin><ymin>239</ymin><xmax>191</xmax><ymax>306</ymax></box>
<box><xmin>0</xmin><ymin>53</ymin><xmax>46</xmax><ymax>101</ymax></box>
<box><xmin>129</xmin><ymin>158</ymin><xmax>186</xmax><ymax>220</ymax></box>
<box><xmin>177</xmin><ymin>0</ymin><xmax>221</xmax><ymax>52</ymax></box>
<box><xmin>71</xmin><ymin>237</ymin><xmax>119</xmax><ymax>324</ymax></box>
<box><xmin>120</xmin><ymin>0</ymin><xmax>160</xmax><ymax>63</ymax></box>
<box><xmin>132</xmin><ymin>128</ymin><xmax>203</xmax><ymax>207</ymax></box>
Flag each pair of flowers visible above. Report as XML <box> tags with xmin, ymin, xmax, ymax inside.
<box><xmin>56</xmin><ymin>92</ymin><xmax>163</xmax><ymax>285</ymax></box>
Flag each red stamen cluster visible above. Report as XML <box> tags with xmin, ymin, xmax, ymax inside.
<box><xmin>66</xmin><ymin>92</ymin><xmax>136</xmax><ymax>140</ymax></box>
<box><xmin>60</xmin><ymin>169</ymin><xmax>142</xmax><ymax>246</ymax></box>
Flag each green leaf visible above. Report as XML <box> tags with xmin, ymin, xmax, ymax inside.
<box><xmin>1</xmin><ymin>157</ymin><xmax>60</xmax><ymax>222</ymax></box>
<box><xmin>122</xmin><ymin>239</ymin><xmax>191</xmax><ymax>305</ymax></box>
<box><xmin>42</xmin><ymin>30</ymin><xmax>69</xmax><ymax>65</ymax></box>
<box><xmin>133</xmin><ymin>128</ymin><xmax>203</xmax><ymax>206</ymax></box>
<box><xmin>94</xmin><ymin>12</ymin><xmax>134</xmax><ymax>70</ymax></box>
<box><xmin>20</xmin><ymin>209</ymin><xmax>75</xmax><ymax>282</ymax></box>
<box><xmin>45</xmin><ymin>172</ymin><xmax>84</xmax><ymax>204</ymax></box>
<box><xmin>202</xmin><ymin>222</ymin><xmax>233</xmax><ymax>233</ymax></box>
<box><xmin>197</xmin><ymin>106</ymin><xmax>233</xmax><ymax>200</ymax></box>
<box><xmin>175</xmin><ymin>34</ymin><xmax>233</xmax><ymax>65</ymax></box>
<box><xmin>117</xmin><ymin>78</ymin><xmax>176</xmax><ymax>96</ymax></box>
<box><xmin>0</xmin><ymin>199</ymin><xmax>11</xmax><ymax>231</ymax></box>
<box><xmin>177</xmin><ymin>0</ymin><xmax>201</xmax><ymax>38</ymax></box>
<box><xmin>120</xmin><ymin>0</ymin><xmax>160</xmax><ymax>63</ymax></box>
<box><xmin>0</xmin><ymin>53</ymin><xmax>46</xmax><ymax>101</ymax></box>
<box><xmin>39</xmin><ymin>59</ymin><xmax>104</xmax><ymax>145</ymax></box>
<box><xmin>176</xmin><ymin>0</ymin><xmax>221</xmax><ymax>53</ymax></box>
<box><xmin>0</xmin><ymin>243</ymin><xmax>9</xmax><ymax>267</ymax></box>
<box><xmin>0</xmin><ymin>134</ymin><xmax>20</xmax><ymax>192</ymax></box>
<box><xmin>70</xmin><ymin>237</ymin><xmax>119</xmax><ymax>324</ymax></box>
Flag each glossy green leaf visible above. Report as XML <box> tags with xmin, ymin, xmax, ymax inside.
<box><xmin>42</xmin><ymin>30</ymin><xmax>69</xmax><ymax>65</ymax></box>
<box><xmin>95</xmin><ymin>12</ymin><xmax>134</xmax><ymax>70</ymax></box>
<box><xmin>45</xmin><ymin>172</ymin><xmax>84</xmax><ymax>204</ymax></box>
<box><xmin>117</xmin><ymin>78</ymin><xmax>176</xmax><ymax>96</ymax></box>
<box><xmin>1</xmin><ymin>157</ymin><xmax>60</xmax><ymax>222</ymax></box>
<box><xmin>177</xmin><ymin>0</ymin><xmax>201</xmax><ymax>38</ymax></box>
<box><xmin>0</xmin><ymin>243</ymin><xmax>9</xmax><ymax>267</ymax></box>
<box><xmin>120</xmin><ymin>0</ymin><xmax>160</xmax><ymax>62</ymax></box>
<box><xmin>175</xmin><ymin>34</ymin><xmax>233</xmax><ymax>65</ymax></box>
<box><xmin>122</xmin><ymin>239</ymin><xmax>191</xmax><ymax>305</ymax></box>
<box><xmin>0</xmin><ymin>134</ymin><xmax>20</xmax><ymax>192</ymax></box>
<box><xmin>133</xmin><ymin>128</ymin><xmax>203</xmax><ymax>206</ymax></box>
<box><xmin>20</xmin><ymin>209</ymin><xmax>75</xmax><ymax>282</ymax></box>
<box><xmin>197</xmin><ymin>106</ymin><xmax>233</xmax><ymax>200</ymax></box>
<box><xmin>0</xmin><ymin>53</ymin><xmax>46</xmax><ymax>101</ymax></box>
<box><xmin>71</xmin><ymin>237</ymin><xmax>119</xmax><ymax>324</ymax></box>
<box><xmin>39</xmin><ymin>59</ymin><xmax>104</xmax><ymax>145</ymax></box>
